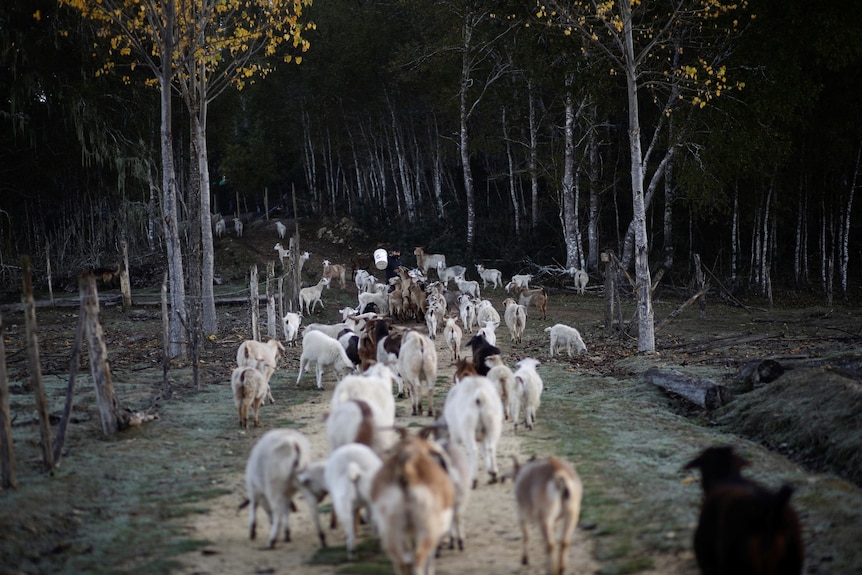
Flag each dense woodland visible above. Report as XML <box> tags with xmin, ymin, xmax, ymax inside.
<box><xmin>2</xmin><ymin>0</ymin><xmax>861</xmax><ymax>331</ymax></box>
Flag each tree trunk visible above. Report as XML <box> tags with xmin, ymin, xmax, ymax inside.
<box><xmin>840</xmin><ymin>142</ymin><xmax>860</xmax><ymax>298</ymax></box>
<box><xmin>644</xmin><ymin>367</ymin><xmax>732</xmax><ymax>410</ymax></box>
<box><xmin>188</xmin><ymin>127</ymin><xmax>202</xmax><ymax>392</ymax></box>
<box><xmin>732</xmin><ymin>183</ymin><xmax>739</xmax><ymax>284</ymax></box>
<box><xmin>159</xmin><ymin>20</ymin><xmax>187</xmax><ymax>359</ymax></box>
<box><xmin>502</xmin><ymin>106</ymin><xmax>520</xmax><ymax>237</ymax></box>
<box><xmin>459</xmin><ymin>35</ymin><xmax>476</xmax><ymax>253</ymax></box>
<box><xmin>250</xmin><ymin>265</ymin><xmax>260</xmax><ymax>341</ymax></box>
<box><xmin>561</xmin><ymin>90</ymin><xmax>579</xmax><ymax>271</ymax></box>
<box><xmin>622</xmin><ymin>3</ymin><xmax>655</xmax><ymax>354</ymax></box>
<box><xmin>161</xmin><ymin>273</ymin><xmax>171</xmax><ymax>399</ymax></box>
<box><xmin>587</xmin><ymin>121</ymin><xmax>600</xmax><ymax>272</ymax></box>
<box><xmin>528</xmin><ymin>81</ymin><xmax>539</xmax><ymax>232</ymax></box>
<box><xmin>0</xmin><ymin>311</ymin><xmax>17</xmax><ymax>488</ymax></box>
<box><xmin>193</xmin><ymin>113</ymin><xmax>218</xmax><ymax>335</ymax></box>
<box><xmin>663</xmin><ymin>146</ymin><xmax>675</xmax><ymax>271</ymax></box>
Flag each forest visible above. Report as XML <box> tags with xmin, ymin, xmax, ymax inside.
<box><xmin>2</xmin><ymin>0</ymin><xmax>861</xmax><ymax>341</ymax></box>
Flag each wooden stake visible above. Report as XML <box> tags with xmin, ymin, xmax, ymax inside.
<box><xmin>266</xmin><ymin>261</ymin><xmax>277</xmax><ymax>339</ymax></box>
<box><xmin>81</xmin><ymin>273</ymin><xmax>123</xmax><ymax>436</ymax></box>
<box><xmin>250</xmin><ymin>265</ymin><xmax>259</xmax><ymax>341</ymax></box>
<box><xmin>46</xmin><ymin>242</ymin><xmax>54</xmax><ymax>307</ymax></box>
<box><xmin>120</xmin><ymin>239</ymin><xmax>132</xmax><ymax>309</ymax></box>
<box><xmin>22</xmin><ymin>257</ymin><xmax>54</xmax><ymax>472</ymax></box>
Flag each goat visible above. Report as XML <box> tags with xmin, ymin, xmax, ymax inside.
<box><xmin>475</xmin><ymin>299</ymin><xmax>501</xmax><ymax>328</ymax></box>
<box><xmin>413</xmin><ymin>246</ymin><xmax>447</xmax><ymax>276</ymax></box>
<box><xmin>513</xmin><ymin>455</ymin><xmax>583</xmax><ymax>575</ymax></box>
<box><xmin>299</xmin><ymin>277</ymin><xmax>330</xmax><ymax>315</ymax></box>
<box><xmin>358</xmin><ymin>290</ymin><xmax>390</xmax><ymax>316</ymax></box>
<box><xmin>370</xmin><ymin>432</ymin><xmax>455</xmax><ymax>575</ymax></box>
<box><xmin>282</xmin><ymin>312</ymin><xmax>302</xmax><ymax>347</ymax></box>
<box><xmin>454</xmin><ymin>358</ymin><xmax>480</xmax><ymax>383</ymax></box>
<box><xmin>296</xmin><ymin>330</ymin><xmax>355</xmax><ymax>389</ymax></box>
<box><xmin>545</xmin><ymin>324</ymin><xmax>587</xmax><ymax>358</ymax></box>
<box><xmin>274</xmin><ymin>242</ymin><xmax>289</xmax><ymax>265</ymax></box>
<box><xmin>425</xmin><ymin>306</ymin><xmax>440</xmax><ymax>340</ymax></box>
<box><xmin>442</xmin><ymin>375</ymin><xmax>504</xmax><ymax>487</ymax></box>
<box><xmin>236</xmin><ymin>339</ymin><xmax>284</xmax><ymax>404</ymax></box>
<box><xmin>455</xmin><ymin>276</ymin><xmax>481</xmax><ymax>298</ymax></box>
<box><xmin>231</xmin><ymin>366</ymin><xmax>268</xmax><ymax>428</ymax></box>
<box><xmin>325</xmin><ymin>443</ymin><xmax>383</xmax><ymax>560</ymax></box>
<box><xmin>296</xmin><ymin>461</ymin><xmax>330</xmax><ymax>548</ymax></box>
<box><xmin>503</xmin><ymin>297</ymin><xmax>527</xmax><ymax>344</ymax></box>
<box><xmin>297</xmin><ymin>250</ymin><xmax>310</xmax><ymax>276</ymax></box>
<box><xmin>443</xmin><ymin>317</ymin><xmax>463</xmax><ymax>361</ymax></box>
<box><xmin>337</xmin><ymin>328</ymin><xmax>361</xmax><ymax>366</ymax></box>
<box><xmin>684</xmin><ymin>446</ymin><xmax>804</xmax><ymax>575</ymax></box>
<box><xmin>511</xmin><ymin>285</ymin><xmax>548</xmax><ymax>320</ymax></box>
<box><xmin>327</xmin><ymin>398</ymin><xmax>377</xmax><ymax>453</ymax></box>
<box><xmin>458</xmin><ymin>294</ymin><xmax>477</xmax><ymax>334</ymax></box>
<box><xmin>475</xmin><ymin>264</ymin><xmax>503</xmax><ymax>289</ymax></box>
<box><xmin>354</xmin><ymin>269</ymin><xmax>376</xmax><ymax>293</ymax></box>
<box><xmin>514</xmin><ymin>358</ymin><xmax>543</xmax><ymax>430</ymax></box>
<box><xmin>397</xmin><ymin>330</ymin><xmax>438</xmax><ymax>416</ymax></box>
<box><xmin>304</xmin><ymin>320</ymin><xmax>353</xmax><ymax>340</ymax></box>
<box><xmin>275</xmin><ymin>220</ymin><xmax>287</xmax><ymax>239</ymax></box>
<box><xmin>242</xmin><ymin>429</ymin><xmax>311</xmax><ymax>548</ymax></box>
<box><xmin>330</xmin><ymin>363</ymin><xmax>398</xmax><ymax>450</ymax></box>
<box><xmin>477</xmin><ymin>320</ymin><xmax>497</xmax><ymax>347</ymax></box>
<box><xmin>466</xmin><ymin>334</ymin><xmax>501</xmax><ymax>377</ymax></box>
<box><xmin>350</xmin><ymin>255</ymin><xmax>374</xmax><ymax>280</ymax></box>
<box><xmin>215</xmin><ymin>217</ymin><xmax>226</xmax><ymax>237</ymax></box>
<box><xmin>234</xmin><ymin>217</ymin><xmax>243</xmax><ymax>237</ymax></box>
<box><xmin>437</xmin><ymin>261</ymin><xmax>466</xmax><ymax>284</ymax></box>
<box><xmin>322</xmin><ymin>259</ymin><xmax>348</xmax><ymax>290</ymax></box>
<box><xmin>509</xmin><ymin>274</ymin><xmax>533</xmax><ymax>290</ymax></box>
<box><xmin>571</xmin><ymin>268</ymin><xmax>589</xmax><ymax>295</ymax></box>
<box><xmin>485</xmin><ymin>355</ymin><xmax>519</xmax><ymax>426</ymax></box>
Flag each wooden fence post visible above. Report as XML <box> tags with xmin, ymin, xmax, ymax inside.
<box><xmin>46</xmin><ymin>242</ymin><xmax>55</xmax><ymax>307</ymax></box>
<box><xmin>22</xmin><ymin>257</ymin><xmax>54</xmax><ymax>472</ymax></box>
<box><xmin>266</xmin><ymin>262</ymin><xmax>277</xmax><ymax>339</ymax></box>
<box><xmin>0</xmin><ymin>311</ymin><xmax>17</xmax><ymax>488</ymax></box>
<box><xmin>82</xmin><ymin>273</ymin><xmax>124</xmax><ymax>436</ymax></box>
<box><xmin>249</xmin><ymin>265</ymin><xmax>259</xmax><ymax>341</ymax></box>
<box><xmin>120</xmin><ymin>239</ymin><xmax>132</xmax><ymax>309</ymax></box>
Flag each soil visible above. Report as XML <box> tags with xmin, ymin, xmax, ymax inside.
<box><xmin>1</xmin><ymin>217</ymin><xmax>861</xmax><ymax>575</ymax></box>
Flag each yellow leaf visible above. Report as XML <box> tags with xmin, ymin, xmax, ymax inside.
<box><xmin>33</xmin><ymin>10</ymin><xmax>41</xmax><ymax>21</ymax></box>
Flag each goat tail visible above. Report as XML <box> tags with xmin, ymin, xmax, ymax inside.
<box><xmin>556</xmin><ymin>473</ymin><xmax>571</xmax><ymax>502</ymax></box>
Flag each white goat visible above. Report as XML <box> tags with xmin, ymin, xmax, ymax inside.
<box><xmin>304</xmin><ymin>321</ymin><xmax>352</xmax><ymax>340</ymax></box>
<box><xmin>282</xmin><ymin>312</ymin><xmax>302</xmax><ymax>347</ymax></box>
<box><xmin>370</xmin><ymin>433</ymin><xmax>455</xmax><ymax>575</ymax></box>
<box><xmin>545</xmin><ymin>324</ymin><xmax>587</xmax><ymax>357</ymax></box>
<box><xmin>322</xmin><ymin>259</ymin><xmax>348</xmax><ymax>290</ymax></box>
<box><xmin>513</xmin><ymin>456</ymin><xmax>583</xmax><ymax>575</ymax></box>
<box><xmin>475</xmin><ymin>299</ymin><xmax>501</xmax><ymax>329</ymax></box>
<box><xmin>514</xmin><ymin>358</ymin><xmax>543</xmax><ymax>430</ymax></box>
<box><xmin>215</xmin><ymin>217</ymin><xmax>226</xmax><ymax>238</ymax></box>
<box><xmin>477</xmin><ymin>320</ymin><xmax>498</xmax><ymax>347</ymax></box>
<box><xmin>484</xmin><ymin>355</ymin><xmax>519</xmax><ymax>427</ymax></box>
<box><xmin>354</xmin><ymin>269</ymin><xmax>377</xmax><ymax>293</ymax></box>
<box><xmin>503</xmin><ymin>297</ymin><xmax>527</xmax><ymax>344</ymax></box>
<box><xmin>234</xmin><ymin>218</ymin><xmax>243</xmax><ymax>237</ymax></box>
<box><xmin>442</xmin><ymin>375</ymin><xmax>504</xmax><ymax>487</ymax></box>
<box><xmin>231</xmin><ymin>366</ymin><xmax>268</xmax><ymax>428</ymax></box>
<box><xmin>236</xmin><ymin>338</ymin><xmax>284</xmax><ymax>404</ymax></box>
<box><xmin>475</xmin><ymin>264</ymin><xmax>503</xmax><ymax>289</ymax></box>
<box><xmin>571</xmin><ymin>268</ymin><xmax>589</xmax><ymax>295</ymax></box>
<box><xmin>425</xmin><ymin>306</ymin><xmax>440</xmax><ymax>340</ymax></box>
<box><xmin>331</xmin><ymin>363</ymin><xmax>398</xmax><ymax>423</ymax></box>
<box><xmin>397</xmin><ymin>330</ymin><xmax>438</xmax><ymax>416</ymax></box>
<box><xmin>275</xmin><ymin>220</ymin><xmax>287</xmax><ymax>239</ymax></box>
<box><xmin>297</xmin><ymin>250</ymin><xmax>310</xmax><ymax>276</ymax></box>
<box><xmin>508</xmin><ymin>274</ymin><xmax>533</xmax><ymax>290</ymax></box>
<box><xmin>455</xmin><ymin>276</ymin><xmax>481</xmax><ymax>299</ymax></box>
<box><xmin>443</xmin><ymin>317</ymin><xmax>463</xmax><ymax>361</ymax></box>
<box><xmin>274</xmin><ymin>242</ymin><xmax>289</xmax><ymax>265</ymax></box>
<box><xmin>413</xmin><ymin>246</ymin><xmax>447</xmax><ymax>276</ymax></box>
<box><xmin>458</xmin><ymin>295</ymin><xmax>477</xmax><ymax>334</ymax></box>
<box><xmin>327</xmin><ymin>399</ymin><xmax>378</xmax><ymax>453</ymax></box>
<box><xmin>299</xmin><ymin>277</ymin><xmax>330</xmax><ymax>315</ymax></box>
<box><xmin>325</xmin><ymin>443</ymin><xmax>383</xmax><ymax>560</ymax></box>
<box><xmin>243</xmin><ymin>429</ymin><xmax>312</xmax><ymax>548</ymax></box>
<box><xmin>358</xmin><ymin>290</ymin><xmax>390</xmax><ymax>315</ymax></box>
<box><xmin>296</xmin><ymin>330</ymin><xmax>355</xmax><ymax>389</ymax></box>
<box><xmin>295</xmin><ymin>461</ymin><xmax>330</xmax><ymax>548</ymax></box>
<box><xmin>437</xmin><ymin>262</ymin><xmax>466</xmax><ymax>284</ymax></box>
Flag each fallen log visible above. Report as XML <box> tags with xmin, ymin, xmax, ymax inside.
<box><xmin>644</xmin><ymin>367</ymin><xmax>733</xmax><ymax>410</ymax></box>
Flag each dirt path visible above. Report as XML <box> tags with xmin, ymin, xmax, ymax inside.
<box><xmin>174</xmin><ymin>341</ymin><xmax>602</xmax><ymax>575</ymax></box>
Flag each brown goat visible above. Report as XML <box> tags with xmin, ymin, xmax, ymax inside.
<box><xmin>684</xmin><ymin>446</ymin><xmax>804</xmax><ymax>575</ymax></box>
<box><xmin>511</xmin><ymin>285</ymin><xmax>548</xmax><ymax>320</ymax></box>
<box><xmin>371</xmin><ymin>432</ymin><xmax>455</xmax><ymax>575</ymax></box>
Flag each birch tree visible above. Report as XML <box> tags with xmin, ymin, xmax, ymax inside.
<box><xmin>539</xmin><ymin>0</ymin><xmax>748</xmax><ymax>353</ymax></box>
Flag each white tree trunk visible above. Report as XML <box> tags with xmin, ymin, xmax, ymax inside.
<box><xmin>502</xmin><ymin>107</ymin><xmax>521</xmax><ymax>237</ymax></box>
<box><xmin>528</xmin><ymin>81</ymin><xmax>539</xmax><ymax>232</ymax></box>
<box><xmin>561</xmin><ymin>92</ymin><xmax>579</xmax><ymax>270</ymax></box>
<box><xmin>840</xmin><ymin>142</ymin><xmax>860</xmax><ymax>298</ymax></box>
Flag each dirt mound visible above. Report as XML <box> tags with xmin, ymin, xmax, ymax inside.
<box><xmin>717</xmin><ymin>367</ymin><xmax>862</xmax><ymax>484</ymax></box>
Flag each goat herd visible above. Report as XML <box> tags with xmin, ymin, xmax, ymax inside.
<box><xmin>226</xmin><ymin>243</ymin><xmax>804</xmax><ymax>575</ymax></box>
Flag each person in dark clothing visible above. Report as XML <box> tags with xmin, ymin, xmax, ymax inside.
<box><xmin>385</xmin><ymin>247</ymin><xmax>402</xmax><ymax>292</ymax></box>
